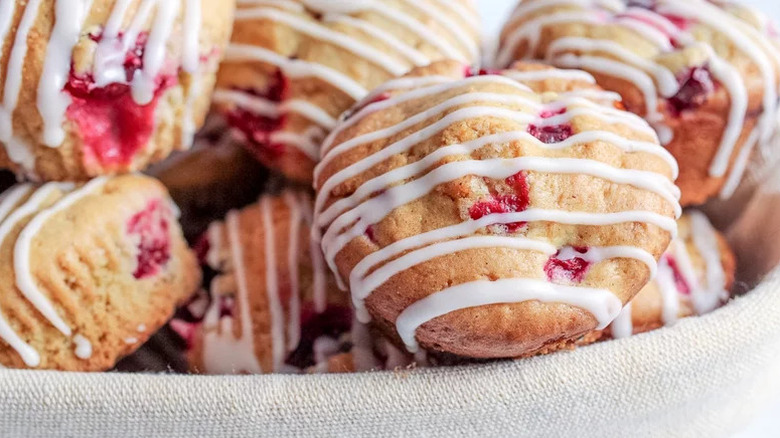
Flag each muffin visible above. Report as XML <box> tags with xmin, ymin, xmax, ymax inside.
<box><xmin>213</xmin><ymin>0</ymin><xmax>480</xmax><ymax>183</ymax></box>
<box><xmin>0</xmin><ymin>0</ymin><xmax>235</xmax><ymax>181</ymax></box>
<box><xmin>0</xmin><ymin>174</ymin><xmax>200</xmax><ymax>370</ymax></box>
<box><xmin>496</xmin><ymin>0</ymin><xmax>780</xmax><ymax>205</ymax></box>
<box><xmin>313</xmin><ymin>60</ymin><xmax>680</xmax><ymax>359</ymax></box>
<box><xmin>607</xmin><ymin>210</ymin><xmax>736</xmax><ymax>339</ymax></box>
<box><xmin>176</xmin><ymin>191</ymin><xmax>352</xmax><ymax>374</ymax></box>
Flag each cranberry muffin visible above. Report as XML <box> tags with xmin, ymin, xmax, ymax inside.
<box><xmin>606</xmin><ymin>210</ymin><xmax>735</xmax><ymax>339</ymax></box>
<box><xmin>0</xmin><ymin>0</ymin><xmax>234</xmax><ymax>181</ymax></box>
<box><xmin>313</xmin><ymin>60</ymin><xmax>681</xmax><ymax>359</ymax></box>
<box><xmin>213</xmin><ymin>0</ymin><xmax>480</xmax><ymax>184</ymax></box>
<box><xmin>497</xmin><ymin>0</ymin><xmax>780</xmax><ymax>205</ymax></box>
<box><xmin>0</xmin><ymin>174</ymin><xmax>200</xmax><ymax>370</ymax></box>
<box><xmin>175</xmin><ymin>191</ymin><xmax>352</xmax><ymax>374</ymax></box>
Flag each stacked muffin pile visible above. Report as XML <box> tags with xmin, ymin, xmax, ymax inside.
<box><xmin>0</xmin><ymin>0</ymin><xmax>769</xmax><ymax>373</ymax></box>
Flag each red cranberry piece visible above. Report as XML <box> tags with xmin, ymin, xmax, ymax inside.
<box><xmin>365</xmin><ymin>224</ymin><xmax>378</xmax><ymax>244</ymax></box>
<box><xmin>194</xmin><ymin>234</ymin><xmax>211</xmax><ymax>265</ymax></box>
<box><xmin>284</xmin><ymin>304</ymin><xmax>353</xmax><ymax>370</ymax></box>
<box><xmin>464</xmin><ymin>66</ymin><xmax>503</xmax><ymax>77</ymax></box>
<box><xmin>469</xmin><ymin>171</ymin><xmax>530</xmax><ymax>231</ymax></box>
<box><xmin>218</xmin><ymin>295</ymin><xmax>236</xmax><ymax>319</ymax></box>
<box><xmin>175</xmin><ymin>288</ymin><xmax>211</xmax><ymax>323</ymax></box>
<box><xmin>539</xmin><ymin>107</ymin><xmax>566</xmax><ymax>119</ymax></box>
<box><xmin>127</xmin><ymin>199</ymin><xmax>171</xmax><ymax>279</ymax></box>
<box><xmin>65</xmin><ymin>32</ymin><xmax>174</xmax><ymax>166</ymax></box>
<box><xmin>226</xmin><ymin>69</ymin><xmax>289</xmax><ymax>161</ymax></box>
<box><xmin>545</xmin><ymin>247</ymin><xmax>591</xmax><ymax>283</ymax></box>
<box><xmin>169</xmin><ymin>319</ymin><xmax>199</xmax><ymax>350</ymax></box>
<box><xmin>528</xmin><ymin>124</ymin><xmax>573</xmax><ymax>144</ymax></box>
<box><xmin>668</xmin><ymin>66</ymin><xmax>715</xmax><ymax>115</ymax></box>
<box><xmin>664</xmin><ymin>254</ymin><xmax>691</xmax><ymax>295</ymax></box>
<box><xmin>663</xmin><ymin>14</ymin><xmax>693</xmax><ymax>31</ymax></box>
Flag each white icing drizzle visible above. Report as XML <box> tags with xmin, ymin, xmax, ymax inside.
<box><xmin>501</xmin><ymin>68</ymin><xmax>597</xmax><ymax>84</ymax></box>
<box><xmin>201</xmin><ymin>191</ymin><xmax>331</xmax><ymax>373</ymax></box>
<box><xmin>213</xmin><ymin>90</ymin><xmax>339</xmax><ymax>132</ymax></box>
<box><xmin>37</xmin><ymin>0</ymin><xmax>94</xmax><ymax>147</ymax></box>
<box><xmin>610</xmin><ymin>303</ymin><xmax>633</xmax><ymax>339</ymax></box>
<box><xmin>499</xmin><ymin>0</ymin><xmax>780</xmax><ymax>187</ymax></box>
<box><xmin>133</xmin><ymin>1</ymin><xmax>180</xmax><ymax>104</ymax></box>
<box><xmin>0</xmin><ymin>179</ymin><xmax>113</xmax><ymax>367</ymax></box>
<box><xmin>312</xmin><ymin>336</ymin><xmax>340</xmax><ymax>369</ymax></box>
<box><xmin>202</xmin><ymin>211</ymin><xmax>264</xmax><ymax>374</ymax></box>
<box><xmin>222</xmin><ymin>1</ymin><xmax>477</xmax><ymax>164</ymax></box>
<box><xmin>719</xmin><ymin>128</ymin><xmax>759</xmax><ymax>199</ymax></box>
<box><xmin>397</xmin><ymin>0</ymin><xmax>479</xmax><ymax>61</ymax></box>
<box><xmin>260</xmin><ymin>197</ymin><xmax>286</xmax><ymax>371</ymax></box>
<box><xmin>0</xmin><ymin>184</ymin><xmax>39</xmax><ymax>367</ymax></box>
<box><xmin>124</xmin><ymin>337</ymin><xmax>138</xmax><ymax>345</ymax></box>
<box><xmin>282</xmin><ymin>192</ymin><xmax>303</xmax><ymax>353</ymax></box>
<box><xmin>321</xmin><ymin>14</ymin><xmax>429</xmax><ymax>67</ymax></box>
<box><xmin>238</xmin><ymin>0</ymin><xmax>304</xmax><ymax>12</ymax></box>
<box><xmin>180</xmin><ymin>0</ymin><xmax>203</xmax><ymax>148</ymax></box>
<box><xmin>655</xmin><ymin>255</ymin><xmax>681</xmax><ymax>325</ymax></box>
<box><xmin>314</xmin><ymin>72</ymin><xmax>678</xmax><ymax>351</ymax></box>
<box><xmin>610</xmin><ymin>211</ymin><xmax>729</xmax><ymax>337</ymax></box>
<box><xmin>688</xmin><ymin>210</ymin><xmax>728</xmax><ymax>315</ymax></box>
<box><xmin>236</xmin><ymin>7</ymin><xmax>407</xmax><ymax>76</ymax></box>
<box><xmin>73</xmin><ymin>334</ymin><xmax>92</xmax><ymax>359</ymax></box>
<box><xmin>15</xmin><ymin>177</ymin><xmax>108</xmax><ymax>337</ymax></box>
<box><xmin>137</xmin><ymin>324</ymin><xmax>146</xmax><ymax>333</ymax></box>
<box><xmin>298</xmin><ymin>194</ymin><xmax>328</xmax><ymax>313</ymax></box>
<box><xmin>4</xmin><ymin>0</ymin><xmax>206</xmax><ymax>157</ymax></box>
<box><xmin>318</xmin><ymin>75</ymin><xmax>537</xmax><ymax>161</ymax></box>
<box><xmin>0</xmin><ymin>0</ymin><xmax>42</xmax><ymax>170</ymax></box>
<box><xmin>396</xmin><ymin>278</ymin><xmax>622</xmax><ymax>352</ymax></box>
<box><xmin>300</xmin><ymin>0</ymin><xmax>469</xmax><ymax>63</ymax></box>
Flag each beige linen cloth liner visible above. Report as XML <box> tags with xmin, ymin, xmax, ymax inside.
<box><xmin>2</xmin><ymin>159</ymin><xmax>780</xmax><ymax>437</ymax></box>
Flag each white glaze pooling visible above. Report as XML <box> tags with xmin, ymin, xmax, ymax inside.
<box><xmin>218</xmin><ymin>0</ymin><xmax>478</xmax><ymax>165</ymax></box>
<box><xmin>499</xmin><ymin>0</ymin><xmax>780</xmax><ymax>189</ymax></box>
<box><xmin>4</xmin><ymin>0</ymin><xmax>210</xmax><ymax>158</ymax></box>
<box><xmin>200</xmin><ymin>191</ymin><xmax>332</xmax><ymax>373</ymax></box>
<box><xmin>314</xmin><ymin>71</ymin><xmax>679</xmax><ymax>351</ymax></box>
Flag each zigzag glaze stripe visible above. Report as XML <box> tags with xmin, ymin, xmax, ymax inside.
<box><xmin>314</xmin><ymin>68</ymin><xmax>680</xmax><ymax>352</ymax></box>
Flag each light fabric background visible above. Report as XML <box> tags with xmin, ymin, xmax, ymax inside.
<box><xmin>1</xmin><ymin>2</ymin><xmax>780</xmax><ymax>437</ymax></box>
